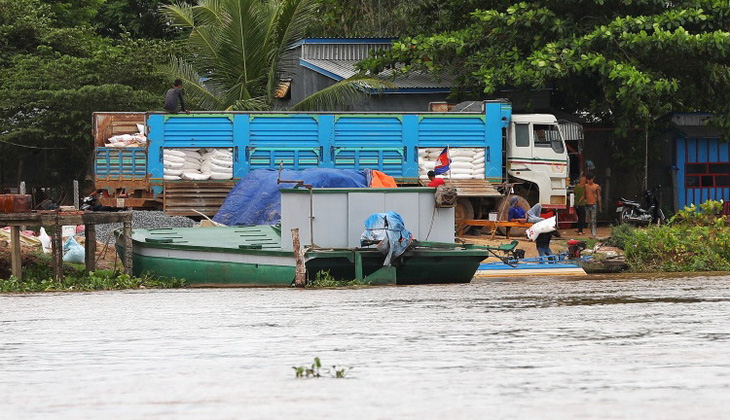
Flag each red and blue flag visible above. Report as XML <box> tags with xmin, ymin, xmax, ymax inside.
<box><xmin>433</xmin><ymin>147</ymin><xmax>451</xmax><ymax>175</ymax></box>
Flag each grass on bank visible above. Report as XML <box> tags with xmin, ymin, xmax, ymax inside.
<box><xmin>308</xmin><ymin>270</ymin><xmax>371</xmax><ymax>287</ymax></box>
<box><xmin>607</xmin><ymin>200</ymin><xmax>729</xmax><ymax>272</ymax></box>
<box><xmin>0</xmin><ymin>252</ymin><xmax>185</xmax><ymax>293</ymax></box>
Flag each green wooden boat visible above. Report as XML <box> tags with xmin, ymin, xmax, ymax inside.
<box><xmin>117</xmin><ymin>226</ymin><xmax>491</xmax><ymax>287</ymax></box>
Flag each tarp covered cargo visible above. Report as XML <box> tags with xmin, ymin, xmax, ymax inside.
<box><xmin>213</xmin><ymin>168</ymin><xmax>379</xmax><ymax>226</ymax></box>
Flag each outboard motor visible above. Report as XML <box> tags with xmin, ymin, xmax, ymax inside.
<box><xmin>567</xmin><ymin>239</ymin><xmax>586</xmax><ymax>259</ymax></box>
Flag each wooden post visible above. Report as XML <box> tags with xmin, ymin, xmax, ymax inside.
<box><xmin>52</xmin><ymin>223</ymin><xmax>63</xmax><ymax>282</ymax></box>
<box><xmin>123</xmin><ymin>216</ymin><xmax>133</xmax><ymax>275</ymax></box>
<box><xmin>85</xmin><ymin>224</ymin><xmax>96</xmax><ymax>272</ymax></box>
<box><xmin>291</xmin><ymin>228</ymin><xmax>306</xmax><ymax>287</ymax></box>
<box><xmin>10</xmin><ymin>226</ymin><xmax>22</xmax><ymax>280</ymax></box>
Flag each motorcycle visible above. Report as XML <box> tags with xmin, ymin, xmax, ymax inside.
<box><xmin>616</xmin><ymin>187</ymin><xmax>666</xmax><ymax>226</ymax></box>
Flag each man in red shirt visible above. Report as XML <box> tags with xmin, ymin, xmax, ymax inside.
<box><xmin>427</xmin><ymin>170</ymin><xmax>445</xmax><ymax>187</ymax></box>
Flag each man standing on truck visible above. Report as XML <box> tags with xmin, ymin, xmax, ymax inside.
<box><xmin>164</xmin><ymin>79</ymin><xmax>190</xmax><ymax>114</ymax></box>
<box><xmin>585</xmin><ymin>173</ymin><xmax>602</xmax><ymax>238</ymax></box>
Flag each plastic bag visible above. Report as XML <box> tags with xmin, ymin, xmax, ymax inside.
<box><xmin>38</xmin><ymin>227</ymin><xmax>52</xmax><ymax>254</ymax></box>
<box><xmin>62</xmin><ymin>235</ymin><xmax>85</xmax><ymax>264</ymax></box>
<box><xmin>526</xmin><ymin>216</ymin><xmax>557</xmax><ymax>241</ymax></box>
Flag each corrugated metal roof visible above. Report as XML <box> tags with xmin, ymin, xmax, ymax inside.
<box><xmin>302</xmin><ymin>43</ymin><xmax>388</xmax><ymax>60</ymax></box>
<box><xmin>674</xmin><ymin>125</ymin><xmax>723</xmax><ymax>138</ymax></box>
<box><xmin>300</xmin><ymin>58</ymin><xmax>454</xmax><ymax>89</ymax></box>
<box><xmin>558</xmin><ymin>120</ymin><xmax>584</xmax><ymax>141</ymax></box>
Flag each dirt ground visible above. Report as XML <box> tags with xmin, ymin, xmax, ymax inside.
<box><xmin>458</xmin><ymin>225</ymin><xmax>614</xmax><ymax>259</ymax></box>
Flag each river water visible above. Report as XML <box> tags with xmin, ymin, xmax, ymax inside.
<box><xmin>2</xmin><ymin>273</ymin><xmax>729</xmax><ymax>419</ymax></box>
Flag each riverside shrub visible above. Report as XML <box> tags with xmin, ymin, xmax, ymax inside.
<box><xmin>614</xmin><ymin>200</ymin><xmax>730</xmax><ymax>272</ymax></box>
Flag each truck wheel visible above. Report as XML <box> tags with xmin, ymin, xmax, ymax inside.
<box><xmin>455</xmin><ymin>198</ymin><xmax>475</xmax><ymax>233</ymax></box>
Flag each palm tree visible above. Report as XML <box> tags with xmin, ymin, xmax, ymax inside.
<box><xmin>162</xmin><ymin>0</ymin><xmax>389</xmax><ymax>111</ymax></box>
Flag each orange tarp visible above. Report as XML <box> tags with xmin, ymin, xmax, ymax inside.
<box><xmin>369</xmin><ymin>170</ymin><xmax>397</xmax><ymax>188</ymax></box>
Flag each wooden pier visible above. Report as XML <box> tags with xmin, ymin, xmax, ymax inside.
<box><xmin>0</xmin><ymin>211</ymin><xmax>133</xmax><ymax>281</ymax></box>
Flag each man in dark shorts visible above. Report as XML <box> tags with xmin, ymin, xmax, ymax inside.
<box><xmin>164</xmin><ymin>79</ymin><xmax>190</xmax><ymax>114</ymax></box>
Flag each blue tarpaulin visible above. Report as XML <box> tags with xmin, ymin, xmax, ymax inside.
<box><xmin>360</xmin><ymin>212</ymin><xmax>413</xmax><ymax>266</ymax></box>
<box><xmin>213</xmin><ymin>168</ymin><xmax>369</xmax><ymax>226</ymax></box>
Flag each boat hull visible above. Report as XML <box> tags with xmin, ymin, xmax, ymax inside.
<box><xmin>117</xmin><ymin>227</ymin><xmax>488</xmax><ymax>287</ymax></box>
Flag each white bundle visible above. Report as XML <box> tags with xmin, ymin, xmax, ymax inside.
<box><xmin>164</xmin><ymin>149</ymin><xmax>186</xmax><ymax>158</ymax></box>
<box><xmin>164</xmin><ymin>168</ymin><xmax>183</xmax><ymax>176</ymax></box>
<box><xmin>182</xmin><ymin>172</ymin><xmax>211</xmax><ymax>181</ymax></box>
<box><xmin>473</xmin><ymin>157</ymin><xmax>486</xmax><ymax>165</ymax></box>
<box><xmin>164</xmin><ymin>175</ymin><xmax>181</xmax><ymax>180</ymax></box>
<box><xmin>450</xmin><ymin>169</ymin><xmax>474</xmax><ymax>175</ymax></box>
<box><xmin>473</xmin><ymin>150</ymin><xmax>485</xmax><ymax>159</ymax></box>
<box><xmin>181</xmin><ymin>161</ymin><xmax>201</xmax><ymax>170</ymax></box>
<box><xmin>211</xmin><ymin>157</ymin><xmax>232</xmax><ymax>168</ymax></box>
<box><xmin>450</xmin><ymin>161</ymin><xmax>473</xmax><ymax>170</ymax></box>
<box><xmin>450</xmin><ymin>173</ymin><xmax>474</xmax><ymax>179</ymax></box>
<box><xmin>451</xmin><ymin>156</ymin><xmax>473</xmax><ymax>163</ymax></box>
<box><xmin>448</xmin><ymin>149</ymin><xmax>474</xmax><ymax>158</ymax></box>
<box><xmin>209</xmin><ymin>172</ymin><xmax>233</xmax><ymax>180</ymax></box>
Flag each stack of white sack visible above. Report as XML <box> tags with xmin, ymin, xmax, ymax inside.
<box><xmin>163</xmin><ymin>149</ymin><xmax>186</xmax><ymax>180</ymax></box>
<box><xmin>417</xmin><ymin>148</ymin><xmax>486</xmax><ymax>180</ymax></box>
<box><xmin>163</xmin><ymin>148</ymin><xmax>234</xmax><ymax>180</ymax></box>
<box><xmin>106</xmin><ymin>124</ymin><xmax>147</xmax><ymax>147</ymax></box>
<box><xmin>200</xmin><ymin>148</ymin><xmax>234</xmax><ymax>180</ymax></box>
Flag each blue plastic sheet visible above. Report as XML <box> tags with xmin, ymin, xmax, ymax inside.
<box><xmin>360</xmin><ymin>212</ymin><xmax>413</xmax><ymax>266</ymax></box>
<box><xmin>213</xmin><ymin>168</ymin><xmax>369</xmax><ymax>226</ymax></box>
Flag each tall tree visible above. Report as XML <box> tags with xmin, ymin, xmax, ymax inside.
<box><xmin>0</xmin><ymin>0</ymin><xmax>175</xmax><ymax>192</ymax></box>
<box><xmin>96</xmin><ymin>0</ymin><xmax>180</xmax><ymax>39</ymax></box>
<box><xmin>358</xmin><ymin>0</ymin><xmax>730</xmax><ymax>133</ymax></box>
<box><xmin>162</xmin><ymin>0</ymin><xmax>389</xmax><ymax>111</ymax></box>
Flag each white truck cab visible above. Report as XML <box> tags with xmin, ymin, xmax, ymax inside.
<box><xmin>507</xmin><ymin>114</ymin><xmax>569</xmax><ymax>208</ymax></box>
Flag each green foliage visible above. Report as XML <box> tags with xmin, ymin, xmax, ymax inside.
<box><xmin>96</xmin><ymin>0</ymin><xmax>180</xmax><ymax>39</ymax></box>
<box><xmin>293</xmin><ymin>357</ymin><xmax>352</xmax><ymax>378</ymax></box>
<box><xmin>162</xmin><ymin>0</ymin><xmax>390</xmax><ymax>111</ymax></box>
<box><xmin>0</xmin><ymin>0</ymin><xmax>178</xmax><ymax>194</ymax></box>
<box><xmin>606</xmin><ymin>223</ymin><xmax>637</xmax><ymax>249</ymax></box>
<box><xmin>308</xmin><ymin>270</ymin><xmax>371</xmax><ymax>287</ymax></box>
<box><xmin>611</xmin><ymin>201</ymin><xmax>729</xmax><ymax>271</ymax></box>
<box><xmin>39</xmin><ymin>0</ymin><xmax>106</xmax><ymax>27</ymax></box>
<box><xmin>0</xmin><ymin>268</ymin><xmax>186</xmax><ymax>293</ymax></box>
<box><xmin>670</xmin><ymin>200</ymin><xmax>726</xmax><ymax>227</ymax></box>
<box><xmin>358</xmin><ymin>1</ymin><xmax>730</xmax><ymax>133</ymax></box>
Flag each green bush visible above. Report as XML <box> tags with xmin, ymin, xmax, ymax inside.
<box><xmin>606</xmin><ymin>224</ymin><xmax>637</xmax><ymax>249</ymax></box>
<box><xmin>614</xmin><ymin>200</ymin><xmax>730</xmax><ymax>272</ymax></box>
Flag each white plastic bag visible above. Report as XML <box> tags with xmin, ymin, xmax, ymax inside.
<box><xmin>526</xmin><ymin>216</ymin><xmax>557</xmax><ymax>241</ymax></box>
<box><xmin>62</xmin><ymin>235</ymin><xmax>85</xmax><ymax>264</ymax></box>
<box><xmin>39</xmin><ymin>227</ymin><xmax>52</xmax><ymax>254</ymax></box>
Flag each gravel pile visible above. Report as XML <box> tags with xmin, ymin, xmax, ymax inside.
<box><xmin>95</xmin><ymin>210</ymin><xmax>197</xmax><ymax>244</ymax></box>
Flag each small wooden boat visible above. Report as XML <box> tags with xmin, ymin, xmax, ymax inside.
<box><xmin>576</xmin><ymin>257</ymin><xmax>628</xmax><ymax>273</ymax></box>
<box><xmin>117</xmin><ymin>226</ymin><xmax>491</xmax><ymax>286</ymax></box>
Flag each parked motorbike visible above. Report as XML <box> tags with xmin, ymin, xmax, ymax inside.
<box><xmin>616</xmin><ymin>187</ymin><xmax>666</xmax><ymax>226</ymax></box>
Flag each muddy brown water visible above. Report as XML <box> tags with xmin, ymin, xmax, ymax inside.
<box><xmin>2</xmin><ymin>273</ymin><xmax>729</xmax><ymax>419</ymax></box>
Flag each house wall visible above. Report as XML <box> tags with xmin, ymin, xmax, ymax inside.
<box><xmin>275</xmin><ymin>65</ymin><xmax>450</xmax><ymax>112</ymax></box>
<box><xmin>674</xmin><ymin>137</ymin><xmax>730</xmax><ymax>209</ymax></box>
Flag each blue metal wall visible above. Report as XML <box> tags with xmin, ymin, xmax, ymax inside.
<box><xmin>676</xmin><ymin>137</ymin><xmax>730</xmax><ymax>208</ymax></box>
<box><xmin>145</xmin><ymin>101</ymin><xmax>510</xmax><ymax>183</ymax></box>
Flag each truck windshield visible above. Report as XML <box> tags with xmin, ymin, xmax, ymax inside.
<box><xmin>533</xmin><ymin>124</ymin><xmax>565</xmax><ymax>154</ymax></box>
